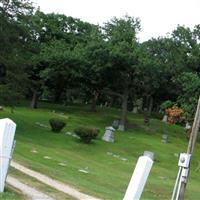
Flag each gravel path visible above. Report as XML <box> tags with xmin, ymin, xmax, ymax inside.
<box><xmin>7</xmin><ymin>176</ymin><xmax>55</xmax><ymax>200</ymax></box>
<box><xmin>11</xmin><ymin>161</ymin><xmax>101</xmax><ymax>200</ymax></box>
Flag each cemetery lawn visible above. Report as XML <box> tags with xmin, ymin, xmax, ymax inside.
<box><xmin>0</xmin><ymin>187</ymin><xmax>25</xmax><ymax>200</ymax></box>
<box><xmin>1</xmin><ymin>102</ymin><xmax>200</xmax><ymax>199</ymax></box>
<box><xmin>9</xmin><ymin>167</ymin><xmax>76</xmax><ymax>200</ymax></box>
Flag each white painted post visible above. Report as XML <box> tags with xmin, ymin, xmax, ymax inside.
<box><xmin>123</xmin><ymin>152</ymin><xmax>154</xmax><ymax>200</ymax></box>
<box><xmin>0</xmin><ymin>118</ymin><xmax>16</xmax><ymax>192</ymax></box>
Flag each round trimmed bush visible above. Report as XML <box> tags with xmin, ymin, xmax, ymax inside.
<box><xmin>49</xmin><ymin>118</ymin><xmax>66</xmax><ymax>133</ymax></box>
<box><xmin>74</xmin><ymin>127</ymin><xmax>100</xmax><ymax>143</ymax></box>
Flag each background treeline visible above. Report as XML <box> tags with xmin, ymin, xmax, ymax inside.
<box><xmin>1</xmin><ymin>0</ymin><xmax>200</xmax><ymax>130</ymax></box>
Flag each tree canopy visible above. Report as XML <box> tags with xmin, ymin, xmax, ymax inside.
<box><xmin>1</xmin><ymin>0</ymin><xmax>200</xmax><ymax>128</ymax></box>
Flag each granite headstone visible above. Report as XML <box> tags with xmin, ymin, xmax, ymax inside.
<box><xmin>102</xmin><ymin>126</ymin><xmax>115</xmax><ymax>142</ymax></box>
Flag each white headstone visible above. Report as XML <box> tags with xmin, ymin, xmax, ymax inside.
<box><xmin>118</xmin><ymin>124</ymin><xmax>125</xmax><ymax>131</ymax></box>
<box><xmin>112</xmin><ymin>120</ymin><xmax>119</xmax><ymax>129</ymax></box>
<box><xmin>161</xmin><ymin>134</ymin><xmax>168</xmax><ymax>143</ymax></box>
<box><xmin>162</xmin><ymin>115</ymin><xmax>168</xmax><ymax>123</ymax></box>
<box><xmin>132</xmin><ymin>107</ymin><xmax>138</xmax><ymax>114</ymax></box>
<box><xmin>0</xmin><ymin>118</ymin><xmax>16</xmax><ymax>192</ymax></box>
<box><xmin>102</xmin><ymin>126</ymin><xmax>115</xmax><ymax>142</ymax></box>
<box><xmin>185</xmin><ymin>122</ymin><xmax>191</xmax><ymax>130</ymax></box>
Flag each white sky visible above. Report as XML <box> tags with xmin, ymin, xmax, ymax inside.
<box><xmin>33</xmin><ymin>0</ymin><xmax>200</xmax><ymax>41</ymax></box>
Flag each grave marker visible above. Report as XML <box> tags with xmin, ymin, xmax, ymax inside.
<box><xmin>102</xmin><ymin>126</ymin><xmax>115</xmax><ymax>142</ymax></box>
<box><xmin>112</xmin><ymin>120</ymin><xmax>119</xmax><ymax>129</ymax></box>
<box><xmin>161</xmin><ymin>134</ymin><xmax>169</xmax><ymax>143</ymax></box>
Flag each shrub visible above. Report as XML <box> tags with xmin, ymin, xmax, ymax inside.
<box><xmin>49</xmin><ymin>118</ymin><xmax>66</xmax><ymax>133</ymax></box>
<box><xmin>160</xmin><ymin>100</ymin><xmax>174</xmax><ymax>112</ymax></box>
<box><xmin>165</xmin><ymin>106</ymin><xmax>184</xmax><ymax>124</ymax></box>
<box><xmin>74</xmin><ymin>127</ymin><xmax>100</xmax><ymax>143</ymax></box>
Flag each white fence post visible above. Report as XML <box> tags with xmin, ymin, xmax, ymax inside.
<box><xmin>123</xmin><ymin>152</ymin><xmax>154</xmax><ymax>200</ymax></box>
<box><xmin>0</xmin><ymin>118</ymin><xmax>16</xmax><ymax>192</ymax></box>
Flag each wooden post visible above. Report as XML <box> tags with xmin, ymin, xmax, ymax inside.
<box><xmin>178</xmin><ymin>96</ymin><xmax>200</xmax><ymax>199</ymax></box>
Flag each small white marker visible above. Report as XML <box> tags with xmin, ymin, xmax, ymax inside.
<box><xmin>58</xmin><ymin>163</ymin><xmax>67</xmax><ymax>166</ymax></box>
<box><xmin>43</xmin><ymin>156</ymin><xmax>51</xmax><ymax>160</ymax></box>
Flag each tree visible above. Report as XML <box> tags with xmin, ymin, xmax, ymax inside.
<box><xmin>0</xmin><ymin>0</ymin><xmax>33</xmax><ymax>108</ymax></box>
<box><xmin>24</xmin><ymin>11</ymin><xmax>94</xmax><ymax>107</ymax></box>
<box><xmin>103</xmin><ymin>15</ymin><xmax>141</xmax><ymax>130</ymax></box>
<box><xmin>172</xmin><ymin>25</ymin><xmax>200</xmax><ymax>72</ymax></box>
<box><xmin>33</xmin><ymin>12</ymin><xmax>95</xmax><ymax>104</ymax></box>
<box><xmin>39</xmin><ymin>39</ymin><xmax>82</xmax><ymax>103</ymax></box>
<box><xmin>176</xmin><ymin>72</ymin><xmax>200</xmax><ymax>122</ymax></box>
<box><xmin>170</xmin><ymin>25</ymin><xmax>200</xmax><ymax>122</ymax></box>
<box><xmin>139</xmin><ymin>33</ymin><xmax>196</xmax><ymax>113</ymax></box>
<box><xmin>80</xmin><ymin>26</ymin><xmax>109</xmax><ymax>112</ymax></box>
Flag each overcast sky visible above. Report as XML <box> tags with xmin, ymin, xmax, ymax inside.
<box><xmin>33</xmin><ymin>0</ymin><xmax>200</xmax><ymax>41</ymax></box>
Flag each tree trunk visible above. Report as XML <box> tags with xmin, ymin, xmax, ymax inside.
<box><xmin>148</xmin><ymin>96</ymin><xmax>153</xmax><ymax>114</ymax></box>
<box><xmin>143</xmin><ymin>95</ymin><xmax>149</xmax><ymax>111</ymax></box>
<box><xmin>156</xmin><ymin>104</ymin><xmax>160</xmax><ymax>113</ymax></box>
<box><xmin>118</xmin><ymin>89</ymin><xmax>128</xmax><ymax>131</ymax></box>
<box><xmin>91</xmin><ymin>91</ymin><xmax>99</xmax><ymax>112</ymax></box>
<box><xmin>30</xmin><ymin>90</ymin><xmax>39</xmax><ymax>109</ymax></box>
<box><xmin>54</xmin><ymin>87</ymin><xmax>64</xmax><ymax>103</ymax></box>
<box><xmin>128</xmin><ymin>95</ymin><xmax>134</xmax><ymax>111</ymax></box>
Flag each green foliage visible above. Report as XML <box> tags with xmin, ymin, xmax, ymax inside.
<box><xmin>0</xmin><ymin>85</ymin><xmax>20</xmax><ymax>112</ymax></box>
<box><xmin>160</xmin><ymin>100</ymin><xmax>174</xmax><ymax>111</ymax></box>
<box><xmin>176</xmin><ymin>72</ymin><xmax>200</xmax><ymax>121</ymax></box>
<box><xmin>49</xmin><ymin>118</ymin><xmax>66</xmax><ymax>133</ymax></box>
<box><xmin>1</xmin><ymin>0</ymin><xmax>200</xmax><ymax>132</ymax></box>
<box><xmin>0</xmin><ymin>68</ymin><xmax>26</xmax><ymax>111</ymax></box>
<box><xmin>0</xmin><ymin>0</ymin><xmax>34</xmax><ymax>109</ymax></box>
<box><xmin>103</xmin><ymin>15</ymin><xmax>140</xmax><ymax>83</ymax></box>
<box><xmin>101</xmin><ymin>15</ymin><xmax>141</xmax><ymax>128</ymax></box>
<box><xmin>74</xmin><ymin>127</ymin><xmax>100</xmax><ymax>143</ymax></box>
<box><xmin>28</xmin><ymin>11</ymin><xmax>95</xmax><ymax>103</ymax></box>
<box><xmin>0</xmin><ymin>188</ymin><xmax>24</xmax><ymax>200</ymax></box>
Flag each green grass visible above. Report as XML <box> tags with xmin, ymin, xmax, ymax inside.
<box><xmin>0</xmin><ymin>187</ymin><xmax>25</xmax><ymax>200</ymax></box>
<box><xmin>1</xmin><ymin>102</ymin><xmax>200</xmax><ymax>199</ymax></box>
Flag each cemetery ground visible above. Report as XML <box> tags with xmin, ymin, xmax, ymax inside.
<box><xmin>0</xmin><ymin>187</ymin><xmax>26</xmax><ymax>200</ymax></box>
<box><xmin>1</xmin><ymin>102</ymin><xmax>200</xmax><ymax>199</ymax></box>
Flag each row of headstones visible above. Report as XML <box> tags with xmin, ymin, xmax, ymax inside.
<box><xmin>102</xmin><ymin>119</ymin><xmax>170</xmax><ymax>143</ymax></box>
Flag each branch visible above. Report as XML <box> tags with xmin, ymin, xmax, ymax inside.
<box><xmin>102</xmin><ymin>89</ymin><xmax>123</xmax><ymax>98</ymax></box>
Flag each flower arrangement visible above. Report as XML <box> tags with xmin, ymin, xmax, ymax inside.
<box><xmin>165</xmin><ymin>106</ymin><xmax>184</xmax><ymax>124</ymax></box>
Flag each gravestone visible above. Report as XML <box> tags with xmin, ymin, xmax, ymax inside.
<box><xmin>185</xmin><ymin>122</ymin><xmax>191</xmax><ymax>139</ymax></box>
<box><xmin>102</xmin><ymin>126</ymin><xmax>115</xmax><ymax>142</ymax></box>
<box><xmin>162</xmin><ymin>115</ymin><xmax>168</xmax><ymax>123</ymax></box>
<box><xmin>112</xmin><ymin>120</ymin><xmax>119</xmax><ymax>129</ymax></box>
<box><xmin>143</xmin><ymin>151</ymin><xmax>155</xmax><ymax>161</ymax></box>
<box><xmin>185</xmin><ymin>122</ymin><xmax>191</xmax><ymax>130</ymax></box>
<box><xmin>132</xmin><ymin>106</ymin><xmax>138</xmax><ymax>114</ymax></box>
<box><xmin>161</xmin><ymin>134</ymin><xmax>168</xmax><ymax>143</ymax></box>
<box><xmin>118</xmin><ymin>124</ymin><xmax>125</xmax><ymax>131</ymax></box>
